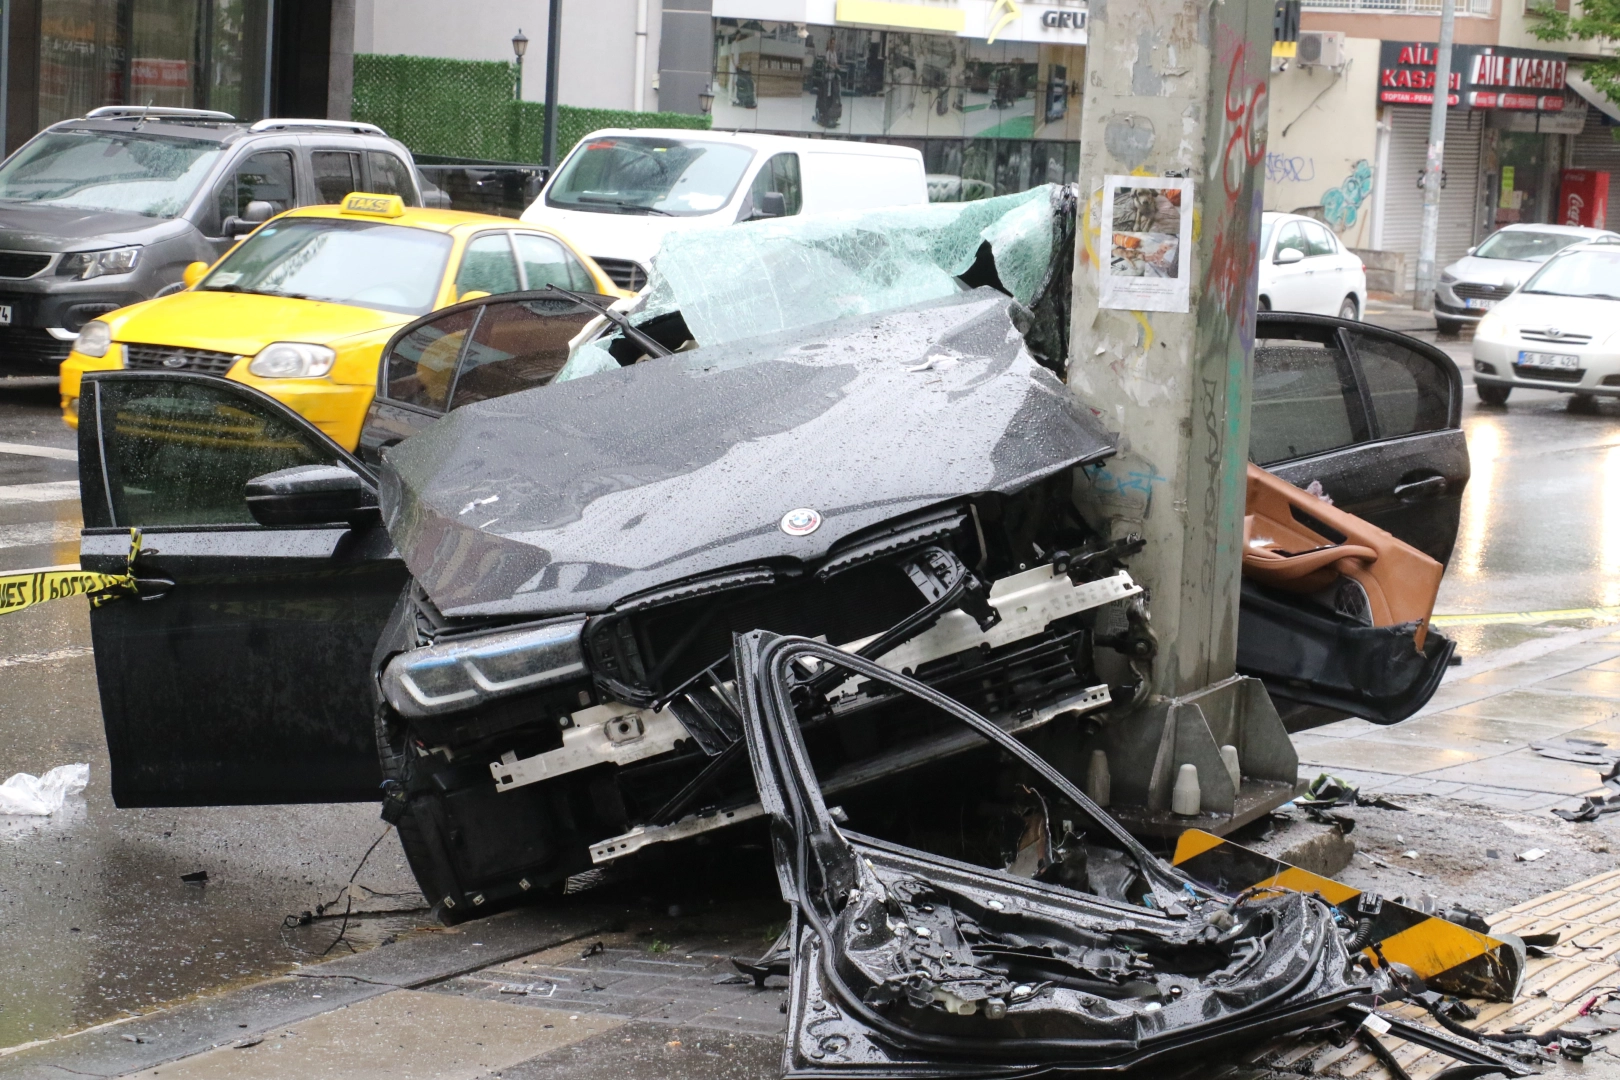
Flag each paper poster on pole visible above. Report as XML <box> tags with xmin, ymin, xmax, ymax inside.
<box><xmin>1099</xmin><ymin>176</ymin><xmax>1193</xmax><ymax>313</ymax></box>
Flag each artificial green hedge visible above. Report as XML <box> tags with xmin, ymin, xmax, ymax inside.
<box><xmin>352</xmin><ymin>53</ymin><xmax>711</xmax><ymax>164</ymax></box>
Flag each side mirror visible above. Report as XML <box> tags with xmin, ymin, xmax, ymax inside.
<box><xmin>244</xmin><ymin>464</ymin><xmax>376</xmax><ymax>527</ymax></box>
<box><xmin>223</xmin><ymin>200</ymin><xmax>276</xmax><ymax>237</ymax></box>
<box><xmin>751</xmin><ymin>191</ymin><xmax>787</xmax><ymax>220</ymax></box>
<box><xmin>1466</xmin><ymin>246</ymin><xmax>1477</xmax><ymax>256</ymax></box>
<box><xmin>181</xmin><ymin>261</ymin><xmax>209</xmax><ymax>289</ymax></box>
<box><xmin>1275</xmin><ymin>247</ymin><xmax>1305</xmax><ymax>266</ymax></box>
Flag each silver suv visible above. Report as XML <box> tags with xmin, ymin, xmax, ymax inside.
<box><xmin>0</xmin><ymin>107</ymin><xmax>421</xmax><ymax>376</ymax></box>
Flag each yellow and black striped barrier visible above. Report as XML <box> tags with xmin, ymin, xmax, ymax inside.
<box><xmin>1174</xmin><ymin>829</ymin><xmax>1523</xmax><ymax>1001</ymax></box>
<box><xmin>0</xmin><ymin>530</ymin><xmax>140</xmax><ymax>616</ymax></box>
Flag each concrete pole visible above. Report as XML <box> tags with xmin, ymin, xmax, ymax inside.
<box><xmin>1065</xmin><ymin>0</ymin><xmax>1297</xmax><ymax>834</ymax></box>
<box><xmin>634</xmin><ymin>0</ymin><xmax>650</xmax><ymax>111</ymax></box>
<box><xmin>1414</xmin><ymin>0</ymin><xmax>1455</xmax><ymax>312</ymax></box>
<box><xmin>326</xmin><ymin>0</ymin><xmax>355</xmax><ymax>121</ymax></box>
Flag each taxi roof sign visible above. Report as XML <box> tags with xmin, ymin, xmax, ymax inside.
<box><xmin>340</xmin><ymin>192</ymin><xmax>405</xmax><ymax>218</ymax></box>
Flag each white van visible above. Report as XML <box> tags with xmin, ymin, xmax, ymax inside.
<box><xmin>520</xmin><ymin>129</ymin><xmax>928</xmax><ymax>290</ymax></box>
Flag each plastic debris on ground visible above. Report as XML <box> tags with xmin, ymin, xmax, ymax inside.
<box><xmin>1552</xmin><ymin>760</ymin><xmax>1620</xmax><ymax>822</ymax></box>
<box><xmin>0</xmin><ymin>763</ymin><xmax>88</xmax><ymax>815</ymax></box>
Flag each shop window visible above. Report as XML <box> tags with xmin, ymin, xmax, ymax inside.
<box><xmin>312</xmin><ymin>151</ymin><xmax>362</xmax><ymax>204</ymax></box>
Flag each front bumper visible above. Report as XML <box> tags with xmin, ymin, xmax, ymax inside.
<box><xmin>1435</xmin><ymin>281</ymin><xmax>1517</xmax><ymax>324</ymax></box>
<box><xmin>1472</xmin><ymin>334</ymin><xmax>1620</xmax><ymax>394</ymax></box>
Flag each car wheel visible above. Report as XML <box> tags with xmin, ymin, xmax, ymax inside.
<box><xmin>1257</xmin><ymin>296</ymin><xmax>1271</xmax><ymax>312</ymax></box>
<box><xmin>1338</xmin><ymin>296</ymin><xmax>1359</xmax><ymax>321</ymax></box>
<box><xmin>1569</xmin><ymin>393</ymin><xmax>1600</xmax><ymax>413</ymax></box>
<box><xmin>1476</xmin><ymin>383</ymin><xmax>1511</xmax><ymax>406</ymax></box>
<box><xmin>1437</xmin><ymin>318</ymin><xmax>1463</xmax><ymax>337</ymax></box>
<box><xmin>374</xmin><ymin>706</ymin><xmax>465</xmax><ymax>923</ymax></box>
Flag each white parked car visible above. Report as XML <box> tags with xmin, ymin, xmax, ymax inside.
<box><xmin>1471</xmin><ymin>238</ymin><xmax>1620</xmax><ymax>406</ymax></box>
<box><xmin>1256</xmin><ymin>212</ymin><xmax>1368</xmax><ymax>319</ymax></box>
<box><xmin>1435</xmin><ymin>222</ymin><xmax>1618</xmax><ymax>336</ymax></box>
<box><xmin>521</xmin><ymin>130</ymin><xmax>928</xmax><ymax>290</ymax></box>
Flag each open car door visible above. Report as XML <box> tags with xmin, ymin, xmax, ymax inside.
<box><xmin>78</xmin><ymin>371</ymin><xmax>408</xmax><ymax>807</ymax></box>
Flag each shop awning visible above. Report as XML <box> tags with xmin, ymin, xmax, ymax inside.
<box><xmin>1567</xmin><ymin>65</ymin><xmax>1620</xmax><ymax>123</ymax></box>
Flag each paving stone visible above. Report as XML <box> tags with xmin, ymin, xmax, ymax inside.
<box><xmin>476</xmin><ymin>1020</ymin><xmax>782</xmax><ymax>1080</ymax></box>
<box><xmin>1446</xmin><ymin>688</ymin><xmax>1620</xmax><ymax>726</ymax></box>
<box><xmin>1360</xmin><ymin>713</ymin><xmax>1587</xmax><ymax>754</ymax></box>
<box><xmin>1422</xmin><ymin>748</ymin><xmax>1612</xmax><ymax>796</ymax></box>
<box><xmin>1540</xmin><ymin>669</ymin><xmax>1620</xmax><ymax>696</ymax></box>
<box><xmin>1292</xmin><ymin>735</ymin><xmax>1479</xmax><ymax>776</ymax></box>
<box><xmin>115</xmin><ymin>991</ymin><xmax>619</xmax><ymax>1080</ymax></box>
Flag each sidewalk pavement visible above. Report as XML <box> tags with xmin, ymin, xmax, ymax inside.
<box><xmin>1292</xmin><ymin>621</ymin><xmax>1620</xmax><ymax>813</ymax></box>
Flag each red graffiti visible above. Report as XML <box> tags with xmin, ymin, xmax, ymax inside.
<box><xmin>1221</xmin><ymin>43</ymin><xmax>1268</xmax><ymax>201</ymax></box>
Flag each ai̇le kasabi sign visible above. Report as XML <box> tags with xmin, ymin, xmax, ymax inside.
<box><xmin>1378</xmin><ymin>41</ymin><xmax>1570</xmax><ymax>112</ymax></box>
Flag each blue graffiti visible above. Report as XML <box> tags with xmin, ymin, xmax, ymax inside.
<box><xmin>1322</xmin><ymin>159</ymin><xmax>1374</xmax><ymax>230</ymax></box>
<box><xmin>1086</xmin><ymin>463</ymin><xmax>1169</xmax><ymax>498</ymax></box>
<box><xmin>1266</xmin><ymin>153</ymin><xmax>1315</xmax><ymax>184</ymax></box>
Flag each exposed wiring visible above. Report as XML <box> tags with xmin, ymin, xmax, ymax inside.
<box><xmin>1282</xmin><ymin>59</ymin><xmax>1353</xmax><ymax>139</ymax></box>
<box><xmin>279</xmin><ymin>827</ymin><xmax>403</xmax><ymax>956</ymax></box>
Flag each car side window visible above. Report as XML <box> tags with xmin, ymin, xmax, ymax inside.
<box><xmin>92</xmin><ymin>378</ymin><xmax>341</xmax><ymax>527</ymax></box>
<box><xmin>1273</xmin><ymin>223</ymin><xmax>1307</xmax><ymax>262</ymax></box>
<box><xmin>312</xmin><ymin>150</ymin><xmax>362</xmax><ymax>204</ymax></box>
<box><xmin>748</xmin><ymin>153</ymin><xmax>803</xmax><ymax>217</ymax></box>
<box><xmin>367</xmin><ymin>152</ymin><xmax>420</xmax><ymax>205</ymax></box>
<box><xmin>449</xmin><ymin>298</ymin><xmax>599</xmax><ymax>410</ymax></box>
<box><xmin>1251</xmin><ymin>336</ymin><xmax>1364</xmax><ymax>465</ymax></box>
<box><xmin>216</xmin><ymin>150</ymin><xmax>295</xmax><ymax>226</ymax></box>
<box><xmin>513</xmin><ymin>232</ymin><xmax>594</xmax><ymax>292</ymax></box>
<box><xmin>1349</xmin><ymin>331</ymin><xmax>1452</xmax><ymax>438</ymax></box>
<box><xmin>455</xmin><ymin>233</ymin><xmax>521</xmax><ymax>298</ymax></box>
<box><xmin>1303</xmin><ymin>222</ymin><xmax>1337</xmax><ymax>257</ymax></box>
<box><xmin>383</xmin><ymin>306</ymin><xmax>481</xmax><ymax>413</ymax></box>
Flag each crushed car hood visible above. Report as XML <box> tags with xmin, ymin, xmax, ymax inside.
<box><xmin>380</xmin><ymin>288</ymin><xmax>1115</xmax><ymax>619</ymax></box>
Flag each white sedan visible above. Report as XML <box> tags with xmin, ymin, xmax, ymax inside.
<box><xmin>1256</xmin><ymin>212</ymin><xmax>1368</xmax><ymax>319</ymax></box>
<box><xmin>1435</xmin><ymin>222</ymin><xmax>1618</xmax><ymax>336</ymax></box>
<box><xmin>1471</xmin><ymin>238</ymin><xmax>1620</xmax><ymax>406</ymax></box>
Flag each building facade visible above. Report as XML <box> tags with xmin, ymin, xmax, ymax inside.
<box><xmin>1263</xmin><ymin>0</ymin><xmax>1620</xmax><ymax>291</ymax></box>
<box><xmin>0</xmin><ymin>0</ymin><xmax>348</xmax><ymax>155</ymax></box>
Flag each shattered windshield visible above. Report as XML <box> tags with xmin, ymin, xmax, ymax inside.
<box><xmin>1472</xmin><ymin>230</ymin><xmax>1587</xmax><ymax>262</ymax></box>
<box><xmin>544</xmin><ymin>136</ymin><xmax>754</xmax><ymax>217</ymax></box>
<box><xmin>0</xmin><ymin>130</ymin><xmax>223</xmax><ymax>218</ymax></box>
<box><xmin>198</xmin><ymin>218</ymin><xmax>453</xmax><ymax>314</ymax></box>
<box><xmin>1521</xmin><ymin>248</ymin><xmax>1620</xmax><ymax>301</ymax></box>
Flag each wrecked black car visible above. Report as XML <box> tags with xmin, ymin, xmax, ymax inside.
<box><xmin>74</xmin><ymin>186</ymin><xmax>1466</xmax><ymax>921</ymax></box>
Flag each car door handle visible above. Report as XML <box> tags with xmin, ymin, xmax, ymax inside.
<box><xmin>134</xmin><ymin>577</ymin><xmax>175</xmax><ymax>601</ymax></box>
<box><xmin>1393</xmin><ymin>476</ymin><xmax>1447</xmax><ymax>501</ymax></box>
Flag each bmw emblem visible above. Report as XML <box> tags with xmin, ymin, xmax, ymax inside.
<box><xmin>780</xmin><ymin>508</ymin><xmax>822</xmax><ymax>536</ymax></box>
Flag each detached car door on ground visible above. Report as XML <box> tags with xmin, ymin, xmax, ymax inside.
<box><xmin>77</xmin><ymin>370</ymin><xmax>405</xmax><ymax>807</ymax></box>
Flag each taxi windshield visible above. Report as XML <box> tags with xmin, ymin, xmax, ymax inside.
<box><xmin>198</xmin><ymin>218</ymin><xmax>453</xmax><ymax>315</ymax></box>
<box><xmin>544</xmin><ymin>136</ymin><xmax>754</xmax><ymax>217</ymax></box>
<box><xmin>0</xmin><ymin>129</ymin><xmax>223</xmax><ymax>218</ymax></box>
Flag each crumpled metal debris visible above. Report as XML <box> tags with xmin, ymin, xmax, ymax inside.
<box><xmin>1552</xmin><ymin>761</ymin><xmax>1620</xmax><ymax>822</ymax></box>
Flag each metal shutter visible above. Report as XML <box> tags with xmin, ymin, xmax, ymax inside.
<box><xmin>1571</xmin><ymin>115</ymin><xmax>1620</xmax><ymax>233</ymax></box>
<box><xmin>1381</xmin><ymin>107</ymin><xmax>1485</xmax><ymax>290</ymax></box>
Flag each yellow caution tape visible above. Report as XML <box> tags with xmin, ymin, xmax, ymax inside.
<box><xmin>0</xmin><ymin>529</ymin><xmax>141</xmax><ymax>616</ymax></box>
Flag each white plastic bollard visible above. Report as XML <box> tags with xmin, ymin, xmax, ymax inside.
<box><xmin>1171</xmin><ymin>763</ymin><xmax>1202</xmax><ymax>817</ymax></box>
<box><xmin>1085</xmin><ymin>749</ymin><xmax>1111</xmax><ymax>807</ymax></box>
<box><xmin>1219</xmin><ymin>744</ymin><xmax>1241</xmax><ymax>791</ymax></box>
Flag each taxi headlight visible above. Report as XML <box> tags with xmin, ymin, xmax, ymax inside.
<box><xmin>380</xmin><ymin>619</ymin><xmax>588</xmax><ymax>718</ymax></box>
<box><xmin>248</xmin><ymin>342</ymin><xmax>336</xmax><ymax>378</ymax></box>
<box><xmin>73</xmin><ymin>320</ymin><xmax>112</xmax><ymax>358</ymax></box>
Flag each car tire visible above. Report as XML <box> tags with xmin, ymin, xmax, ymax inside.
<box><xmin>1437</xmin><ymin>317</ymin><xmax>1463</xmax><ymax>338</ymax></box>
<box><xmin>1476</xmin><ymin>383</ymin><xmax>1511</xmax><ymax>406</ymax></box>
<box><xmin>1338</xmin><ymin>296</ymin><xmax>1359</xmax><ymax>321</ymax></box>
<box><xmin>1257</xmin><ymin>296</ymin><xmax>1272</xmax><ymax>312</ymax></box>
<box><xmin>1569</xmin><ymin>393</ymin><xmax>1600</xmax><ymax>413</ymax></box>
<box><xmin>374</xmin><ymin>707</ymin><xmax>466</xmax><ymax>923</ymax></box>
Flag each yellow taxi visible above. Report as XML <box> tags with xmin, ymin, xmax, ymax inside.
<box><xmin>60</xmin><ymin>193</ymin><xmax>626</xmax><ymax>450</ymax></box>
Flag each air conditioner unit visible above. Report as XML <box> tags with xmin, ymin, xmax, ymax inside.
<box><xmin>1296</xmin><ymin>30</ymin><xmax>1346</xmax><ymax>67</ymax></box>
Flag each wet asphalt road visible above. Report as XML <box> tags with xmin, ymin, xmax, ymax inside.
<box><xmin>2</xmin><ymin>322</ymin><xmax>1619</xmax><ymax>1051</ymax></box>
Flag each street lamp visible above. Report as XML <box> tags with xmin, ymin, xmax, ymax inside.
<box><xmin>511</xmin><ymin>30</ymin><xmax>528</xmax><ymax>101</ymax></box>
<box><xmin>542</xmin><ymin>0</ymin><xmax>563</xmax><ymax>169</ymax></box>
<box><xmin>698</xmin><ymin>85</ymin><xmax>715</xmax><ymax>115</ymax></box>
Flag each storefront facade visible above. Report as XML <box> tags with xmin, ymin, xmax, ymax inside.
<box><xmin>660</xmin><ymin>0</ymin><xmax>1086</xmax><ymax>199</ymax></box>
<box><xmin>2</xmin><ymin>0</ymin><xmax>342</xmax><ymax>155</ymax></box>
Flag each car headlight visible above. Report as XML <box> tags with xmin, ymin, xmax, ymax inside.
<box><xmin>1440</xmin><ymin>271</ymin><xmax>1458</xmax><ymax>284</ymax></box>
<box><xmin>73</xmin><ymin>320</ymin><xmax>113</xmax><ymax>358</ymax></box>
<box><xmin>60</xmin><ymin>246</ymin><xmax>141</xmax><ymax>280</ymax></box>
<box><xmin>380</xmin><ymin>619</ymin><xmax>588</xmax><ymax>718</ymax></box>
<box><xmin>248</xmin><ymin>342</ymin><xmax>337</xmax><ymax>379</ymax></box>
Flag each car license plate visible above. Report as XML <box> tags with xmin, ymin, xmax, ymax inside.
<box><xmin>1463</xmin><ymin>298</ymin><xmax>1496</xmax><ymax>310</ymax></box>
<box><xmin>0</xmin><ymin>305</ymin><xmax>11</xmax><ymax>326</ymax></box>
<box><xmin>1518</xmin><ymin>351</ymin><xmax>1580</xmax><ymax>370</ymax></box>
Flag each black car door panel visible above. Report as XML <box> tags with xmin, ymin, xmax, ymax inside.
<box><xmin>78</xmin><ymin>372</ymin><xmax>407</xmax><ymax>808</ymax></box>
